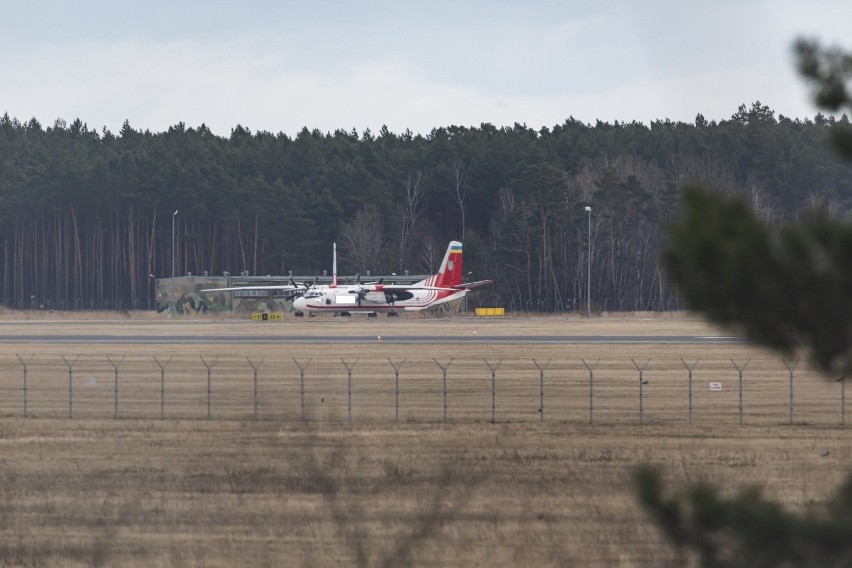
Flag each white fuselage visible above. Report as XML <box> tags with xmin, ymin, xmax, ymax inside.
<box><xmin>292</xmin><ymin>285</ymin><xmax>467</xmax><ymax>313</ymax></box>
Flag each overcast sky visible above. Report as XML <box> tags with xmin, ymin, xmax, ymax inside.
<box><xmin>1</xmin><ymin>1</ymin><xmax>849</xmax><ymax>137</ymax></box>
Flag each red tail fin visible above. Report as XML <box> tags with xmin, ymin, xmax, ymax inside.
<box><xmin>434</xmin><ymin>241</ymin><xmax>463</xmax><ymax>288</ymax></box>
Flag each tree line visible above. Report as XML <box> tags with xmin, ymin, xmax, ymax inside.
<box><xmin>0</xmin><ymin>103</ymin><xmax>849</xmax><ymax>310</ymax></box>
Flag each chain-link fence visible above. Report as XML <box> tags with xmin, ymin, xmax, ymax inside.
<box><xmin>0</xmin><ymin>354</ymin><xmax>845</xmax><ymax>425</ymax></box>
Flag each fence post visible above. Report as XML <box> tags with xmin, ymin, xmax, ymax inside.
<box><xmin>106</xmin><ymin>355</ymin><xmax>125</xmax><ymax>419</ymax></box>
<box><xmin>200</xmin><ymin>356</ymin><xmax>219</xmax><ymax>419</ymax></box>
<box><xmin>16</xmin><ymin>354</ymin><xmax>34</xmax><ymax>418</ymax></box>
<box><xmin>153</xmin><ymin>356</ymin><xmax>172</xmax><ymax>420</ymax></box>
<box><xmin>293</xmin><ymin>358</ymin><xmax>311</xmax><ymax>421</ymax></box>
<box><xmin>532</xmin><ymin>358</ymin><xmax>551</xmax><ymax>422</ymax></box>
<box><xmin>341</xmin><ymin>359</ymin><xmax>358</xmax><ymax>422</ymax></box>
<box><xmin>783</xmin><ymin>359</ymin><xmax>800</xmax><ymax>425</ymax></box>
<box><xmin>681</xmin><ymin>359</ymin><xmax>700</xmax><ymax>425</ymax></box>
<box><xmin>732</xmin><ymin>359</ymin><xmax>751</xmax><ymax>425</ymax></box>
<box><xmin>632</xmin><ymin>358</ymin><xmax>651</xmax><ymax>425</ymax></box>
<box><xmin>433</xmin><ymin>359</ymin><xmax>453</xmax><ymax>422</ymax></box>
<box><xmin>581</xmin><ymin>359</ymin><xmax>599</xmax><ymax>425</ymax></box>
<box><xmin>246</xmin><ymin>358</ymin><xmax>265</xmax><ymax>420</ymax></box>
<box><xmin>61</xmin><ymin>355</ymin><xmax>79</xmax><ymax>419</ymax></box>
<box><xmin>484</xmin><ymin>359</ymin><xmax>502</xmax><ymax>423</ymax></box>
<box><xmin>388</xmin><ymin>359</ymin><xmax>407</xmax><ymax>422</ymax></box>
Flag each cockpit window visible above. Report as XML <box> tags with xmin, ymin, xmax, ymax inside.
<box><xmin>305</xmin><ymin>290</ymin><xmax>322</xmax><ymax>298</ymax></box>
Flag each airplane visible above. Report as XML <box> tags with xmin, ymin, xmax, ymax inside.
<box><xmin>203</xmin><ymin>240</ymin><xmax>491</xmax><ymax>317</ymax></box>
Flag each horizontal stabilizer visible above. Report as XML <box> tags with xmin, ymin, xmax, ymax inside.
<box><xmin>379</xmin><ymin>285</ymin><xmax>459</xmax><ymax>293</ymax></box>
<box><xmin>454</xmin><ymin>280</ymin><xmax>493</xmax><ymax>290</ymax></box>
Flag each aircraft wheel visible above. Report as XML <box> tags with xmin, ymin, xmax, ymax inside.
<box><xmin>387</xmin><ymin>312</ymin><xmax>399</xmax><ymax>317</ymax></box>
<box><xmin>294</xmin><ymin>311</ymin><xmax>304</xmax><ymax>317</ymax></box>
<box><xmin>368</xmin><ymin>312</ymin><xmax>378</xmax><ymax>318</ymax></box>
<box><xmin>341</xmin><ymin>312</ymin><xmax>352</xmax><ymax>317</ymax></box>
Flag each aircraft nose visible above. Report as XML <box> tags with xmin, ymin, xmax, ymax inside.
<box><xmin>293</xmin><ymin>296</ymin><xmax>306</xmax><ymax>311</ymax></box>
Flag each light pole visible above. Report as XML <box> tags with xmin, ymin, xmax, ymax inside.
<box><xmin>584</xmin><ymin>206</ymin><xmax>591</xmax><ymax>316</ymax></box>
<box><xmin>172</xmin><ymin>209</ymin><xmax>179</xmax><ymax>279</ymax></box>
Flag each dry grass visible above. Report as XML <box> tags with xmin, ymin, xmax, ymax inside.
<box><xmin>0</xmin><ymin>420</ymin><xmax>850</xmax><ymax>567</ymax></box>
<box><xmin>0</xmin><ymin>313</ymin><xmax>849</xmax><ymax>566</ymax></box>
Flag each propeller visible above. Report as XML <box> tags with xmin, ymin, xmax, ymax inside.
<box><xmin>288</xmin><ymin>276</ymin><xmax>319</xmax><ymax>299</ymax></box>
<box><xmin>289</xmin><ymin>277</ymin><xmax>311</xmax><ymax>299</ymax></box>
<box><xmin>354</xmin><ymin>278</ymin><xmax>386</xmax><ymax>307</ymax></box>
<box><xmin>288</xmin><ymin>277</ymin><xmax>304</xmax><ymax>298</ymax></box>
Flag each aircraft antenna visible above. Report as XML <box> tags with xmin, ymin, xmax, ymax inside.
<box><xmin>332</xmin><ymin>242</ymin><xmax>338</xmax><ymax>287</ymax></box>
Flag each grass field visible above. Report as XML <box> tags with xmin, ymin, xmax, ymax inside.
<box><xmin>0</xmin><ymin>312</ymin><xmax>850</xmax><ymax>566</ymax></box>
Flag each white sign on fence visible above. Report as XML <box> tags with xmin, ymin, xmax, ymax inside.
<box><xmin>709</xmin><ymin>382</ymin><xmax>722</xmax><ymax>392</ymax></box>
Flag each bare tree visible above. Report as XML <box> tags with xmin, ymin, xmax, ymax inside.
<box><xmin>397</xmin><ymin>173</ymin><xmax>423</xmax><ymax>271</ymax></box>
<box><xmin>419</xmin><ymin>237</ymin><xmax>438</xmax><ymax>275</ymax></box>
<box><xmin>342</xmin><ymin>206</ymin><xmax>385</xmax><ymax>274</ymax></box>
<box><xmin>573</xmin><ymin>161</ymin><xmax>599</xmax><ymax>205</ymax></box>
<box><xmin>451</xmin><ymin>160</ymin><xmax>466</xmax><ymax>240</ymax></box>
<box><xmin>668</xmin><ymin>153</ymin><xmax>739</xmax><ymax>193</ymax></box>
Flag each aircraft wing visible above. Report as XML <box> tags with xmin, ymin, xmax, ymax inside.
<box><xmin>201</xmin><ymin>285</ymin><xmax>303</xmax><ymax>293</ymax></box>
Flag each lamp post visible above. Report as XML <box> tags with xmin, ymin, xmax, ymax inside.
<box><xmin>172</xmin><ymin>209</ymin><xmax>179</xmax><ymax>279</ymax></box>
<box><xmin>584</xmin><ymin>206</ymin><xmax>591</xmax><ymax>316</ymax></box>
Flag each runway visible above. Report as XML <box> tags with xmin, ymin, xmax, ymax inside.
<box><xmin>0</xmin><ymin>334</ymin><xmax>745</xmax><ymax>344</ymax></box>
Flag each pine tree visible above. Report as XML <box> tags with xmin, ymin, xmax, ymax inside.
<box><xmin>662</xmin><ymin>39</ymin><xmax>852</xmax><ymax>375</ymax></box>
<box><xmin>640</xmin><ymin>39</ymin><xmax>852</xmax><ymax>566</ymax></box>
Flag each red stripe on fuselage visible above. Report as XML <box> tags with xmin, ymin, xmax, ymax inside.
<box><xmin>302</xmin><ymin>289</ymin><xmax>455</xmax><ymax>310</ymax></box>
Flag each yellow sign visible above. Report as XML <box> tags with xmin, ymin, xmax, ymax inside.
<box><xmin>475</xmin><ymin>307</ymin><xmax>505</xmax><ymax>317</ymax></box>
<box><xmin>251</xmin><ymin>312</ymin><xmax>282</xmax><ymax>321</ymax></box>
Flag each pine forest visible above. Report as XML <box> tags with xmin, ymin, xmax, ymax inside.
<box><xmin>0</xmin><ymin>102</ymin><xmax>850</xmax><ymax>312</ymax></box>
